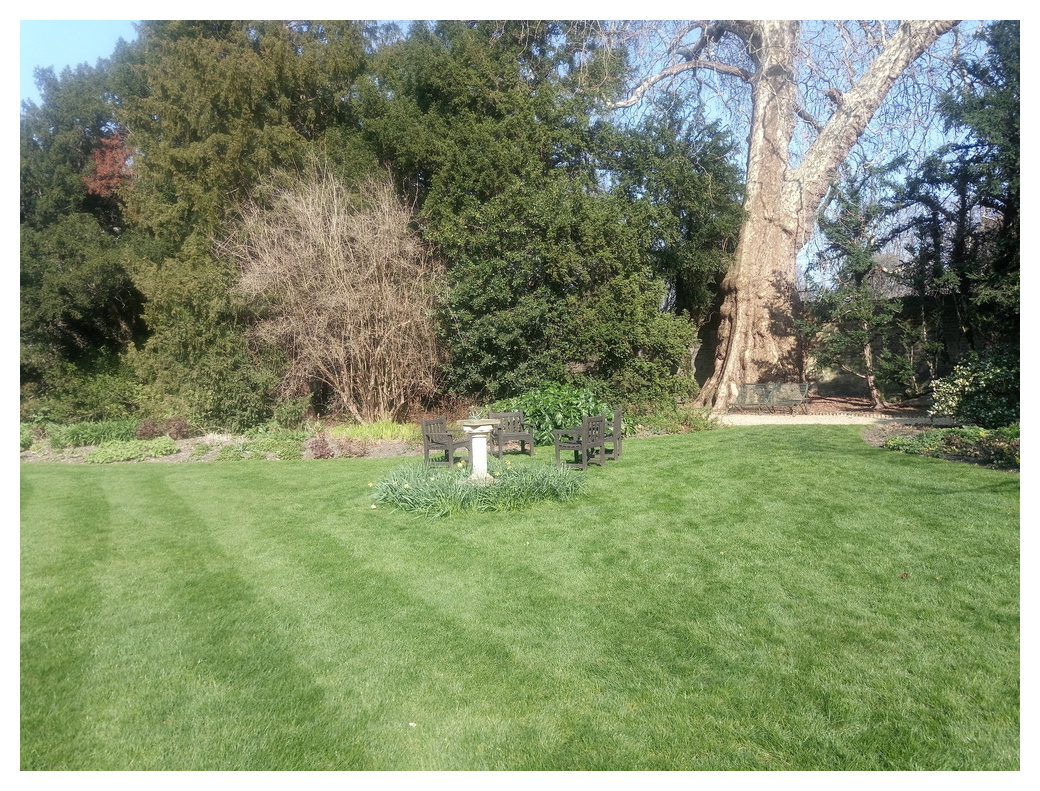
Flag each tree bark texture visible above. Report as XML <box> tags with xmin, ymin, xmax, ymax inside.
<box><xmin>693</xmin><ymin>20</ymin><xmax>959</xmax><ymax>411</ymax></box>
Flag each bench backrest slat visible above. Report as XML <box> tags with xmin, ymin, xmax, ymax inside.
<box><xmin>735</xmin><ymin>383</ymin><xmax>809</xmax><ymax>406</ymax></box>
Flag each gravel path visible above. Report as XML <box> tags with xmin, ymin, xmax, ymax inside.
<box><xmin>719</xmin><ymin>413</ymin><xmax>956</xmax><ymax>426</ymax></box>
<box><xmin>716</xmin><ymin>395</ymin><xmax>956</xmax><ymax>426</ymax></box>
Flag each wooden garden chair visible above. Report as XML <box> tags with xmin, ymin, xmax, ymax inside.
<box><xmin>553</xmin><ymin>414</ymin><xmax>607</xmax><ymax>471</ymax></box>
<box><xmin>602</xmin><ymin>409</ymin><xmax>623</xmax><ymax>461</ymax></box>
<box><xmin>421</xmin><ymin>417</ymin><xmax>472</xmax><ymax>467</ymax></box>
<box><xmin>489</xmin><ymin>410</ymin><xmax>537</xmax><ymax>458</ymax></box>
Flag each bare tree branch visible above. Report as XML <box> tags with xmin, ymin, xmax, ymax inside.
<box><xmin>609</xmin><ymin>57</ymin><xmax>751</xmax><ymax>110</ymax></box>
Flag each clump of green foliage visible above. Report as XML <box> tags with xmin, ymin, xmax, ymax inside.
<box><xmin>243</xmin><ymin>427</ymin><xmax>310</xmax><ymax>441</ymax></box>
<box><xmin>20</xmin><ymin>425</ymin><xmax>34</xmax><ymax>451</ymax></box>
<box><xmin>215</xmin><ymin>443</ymin><xmax>251</xmax><ymax>462</ymax></box>
<box><xmin>19</xmin><ymin>355</ymin><xmax>141</xmax><ymax>426</ymax></box>
<box><xmin>330</xmin><ymin>420</ymin><xmax>421</xmax><ymax>443</ymax></box>
<box><xmin>246</xmin><ymin>435</ymin><xmax>305</xmax><ymax>460</ymax></box>
<box><xmin>271</xmin><ymin>396</ymin><xmax>312</xmax><ymax>430</ymax></box>
<box><xmin>492</xmin><ymin>383</ymin><xmax>613</xmax><ymax>445</ymax></box>
<box><xmin>884</xmin><ymin>424</ymin><xmax>1019</xmax><ymax>470</ymax></box>
<box><xmin>372</xmin><ymin>458</ymin><xmax>586</xmax><ymax>518</ymax></box>
<box><xmin>48</xmin><ymin>420</ymin><xmax>140</xmax><ymax>450</ymax></box>
<box><xmin>211</xmin><ymin>428</ymin><xmax>307</xmax><ymax>461</ymax></box>
<box><xmin>626</xmin><ymin>402</ymin><xmax>718</xmax><ymax>436</ymax></box>
<box><xmin>85</xmin><ymin>436</ymin><xmax>179</xmax><ymax>463</ymax></box>
<box><xmin>929</xmin><ymin>345</ymin><xmax>1019</xmax><ymax>428</ymax></box>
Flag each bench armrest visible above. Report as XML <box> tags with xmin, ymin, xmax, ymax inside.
<box><xmin>425</xmin><ymin>431</ymin><xmax>468</xmax><ymax>443</ymax></box>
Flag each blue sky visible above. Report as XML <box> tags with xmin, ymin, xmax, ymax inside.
<box><xmin>20</xmin><ymin>20</ymin><xmax>139</xmax><ymax>108</ymax></box>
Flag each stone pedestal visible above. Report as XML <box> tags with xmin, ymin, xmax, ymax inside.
<box><xmin>458</xmin><ymin>418</ymin><xmax>500</xmax><ymax>483</ymax></box>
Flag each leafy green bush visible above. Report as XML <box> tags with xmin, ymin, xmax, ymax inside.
<box><xmin>492</xmin><ymin>383</ymin><xmax>613</xmax><ymax>445</ymax></box>
<box><xmin>85</xmin><ymin>436</ymin><xmax>179</xmax><ymax>464</ymax></box>
<box><xmin>126</xmin><ymin>318</ymin><xmax>279</xmax><ymax>435</ymax></box>
<box><xmin>930</xmin><ymin>345</ymin><xmax>1019</xmax><ymax>428</ymax></box>
<box><xmin>49</xmin><ymin>420</ymin><xmax>140</xmax><ymax>450</ymax></box>
<box><xmin>884</xmin><ymin>424</ymin><xmax>1019</xmax><ymax>470</ymax></box>
<box><xmin>20</xmin><ymin>355</ymin><xmax>139</xmax><ymax>425</ymax></box>
<box><xmin>272</xmin><ymin>396</ymin><xmax>311</xmax><ymax>430</ymax></box>
<box><xmin>243</xmin><ymin>426</ymin><xmax>309</xmax><ymax>441</ymax></box>
<box><xmin>372</xmin><ymin>458</ymin><xmax>586</xmax><ymax>518</ymax></box>
<box><xmin>20</xmin><ymin>424</ymin><xmax>33</xmax><ymax>451</ymax></box>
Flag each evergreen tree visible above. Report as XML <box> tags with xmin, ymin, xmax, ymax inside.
<box><xmin>896</xmin><ymin>20</ymin><xmax>1019</xmax><ymax>353</ymax></box>
<box><xmin>601</xmin><ymin>96</ymin><xmax>743</xmax><ymax>326</ymax></box>
<box><xmin>114</xmin><ymin>20</ymin><xmax>372</xmax><ymax>428</ymax></box>
<box><xmin>801</xmin><ymin>166</ymin><xmax>910</xmax><ymax>408</ymax></box>
<box><xmin>20</xmin><ymin>57</ymin><xmax>144</xmax><ymax>419</ymax></box>
<box><xmin>361</xmin><ymin>21</ymin><xmax>736</xmax><ymax>404</ymax></box>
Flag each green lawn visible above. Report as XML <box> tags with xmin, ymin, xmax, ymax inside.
<box><xmin>20</xmin><ymin>426</ymin><xmax>1019</xmax><ymax>770</ymax></box>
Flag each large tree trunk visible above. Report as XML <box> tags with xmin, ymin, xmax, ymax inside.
<box><xmin>695</xmin><ymin>21</ymin><xmax>802</xmax><ymax>408</ymax></box>
<box><xmin>693</xmin><ymin>20</ymin><xmax>959</xmax><ymax>412</ymax></box>
<box><xmin>698</xmin><ymin>210</ymin><xmax>806</xmax><ymax>407</ymax></box>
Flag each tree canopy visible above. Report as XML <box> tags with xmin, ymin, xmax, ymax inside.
<box><xmin>20</xmin><ymin>19</ymin><xmax>1018</xmax><ymax>429</ymax></box>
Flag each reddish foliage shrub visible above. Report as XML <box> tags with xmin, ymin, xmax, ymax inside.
<box><xmin>164</xmin><ymin>416</ymin><xmax>192</xmax><ymax>440</ymax></box>
<box><xmin>84</xmin><ymin>133</ymin><xmax>132</xmax><ymax>198</ymax></box>
<box><xmin>135</xmin><ymin>420</ymin><xmax>163</xmax><ymax>440</ymax></box>
<box><xmin>308</xmin><ymin>433</ymin><xmax>336</xmax><ymax>459</ymax></box>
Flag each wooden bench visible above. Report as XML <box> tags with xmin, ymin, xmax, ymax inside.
<box><xmin>553</xmin><ymin>414</ymin><xmax>607</xmax><ymax>471</ymax></box>
<box><xmin>728</xmin><ymin>383</ymin><xmax>810</xmax><ymax>415</ymax></box>
<box><xmin>421</xmin><ymin>417</ymin><xmax>472</xmax><ymax>466</ymax></box>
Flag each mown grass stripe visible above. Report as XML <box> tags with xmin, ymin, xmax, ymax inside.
<box><xmin>20</xmin><ymin>470</ymin><xmax>114</xmax><ymax>770</ymax></box>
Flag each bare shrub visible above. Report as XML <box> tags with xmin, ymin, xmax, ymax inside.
<box><xmin>221</xmin><ymin>165</ymin><xmax>445</xmax><ymax>424</ymax></box>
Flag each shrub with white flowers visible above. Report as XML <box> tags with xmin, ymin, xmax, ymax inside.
<box><xmin>929</xmin><ymin>345</ymin><xmax>1019</xmax><ymax>428</ymax></box>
